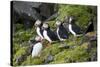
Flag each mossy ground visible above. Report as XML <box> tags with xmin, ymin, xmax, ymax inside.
<box><xmin>12</xmin><ymin>4</ymin><xmax>97</xmax><ymax>66</ymax></box>
<box><xmin>12</xmin><ymin>24</ymin><xmax>97</xmax><ymax>66</ymax></box>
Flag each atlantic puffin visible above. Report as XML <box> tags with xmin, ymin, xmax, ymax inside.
<box><xmin>68</xmin><ymin>16</ymin><xmax>82</xmax><ymax>37</ymax></box>
<box><xmin>29</xmin><ymin>36</ymin><xmax>43</xmax><ymax>58</ymax></box>
<box><xmin>42</xmin><ymin>23</ymin><xmax>59</xmax><ymax>43</ymax></box>
<box><xmin>35</xmin><ymin>20</ymin><xmax>44</xmax><ymax>39</ymax></box>
<box><xmin>85</xmin><ymin>19</ymin><xmax>94</xmax><ymax>34</ymax></box>
<box><xmin>56</xmin><ymin>20</ymin><xmax>69</xmax><ymax>41</ymax></box>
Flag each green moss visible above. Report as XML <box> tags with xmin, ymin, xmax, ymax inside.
<box><xmin>22</xmin><ymin>56</ymin><xmax>43</xmax><ymax>65</ymax></box>
<box><xmin>13</xmin><ymin>47</ymin><xmax>27</xmax><ymax>62</ymax></box>
<box><xmin>57</xmin><ymin>4</ymin><xmax>94</xmax><ymax>30</ymax></box>
<box><xmin>51</xmin><ymin>42</ymin><xmax>90</xmax><ymax>64</ymax></box>
<box><xmin>48</xmin><ymin>21</ymin><xmax>56</xmax><ymax>31</ymax></box>
<box><xmin>50</xmin><ymin>43</ymin><xmax>61</xmax><ymax>55</ymax></box>
<box><xmin>15</xmin><ymin>23</ymin><xmax>24</xmax><ymax>31</ymax></box>
<box><xmin>13</xmin><ymin>43</ymin><xmax>20</xmax><ymax>55</ymax></box>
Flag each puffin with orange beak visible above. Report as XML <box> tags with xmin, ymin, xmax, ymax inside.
<box><xmin>29</xmin><ymin>36</ymin><xmax>43</xmax><ymax>58</ymax></box>
<box><xmin>35</xmin><ymin>20</ymin><xmax>44</xmax><ymax>39</ymax></box>
<box><xmin>42</xmin><ymin>23</ymin><xmax>59</xmax><ymax>43</ymax></box>
<box><xmin>56</xmin><ymin>20</ymin><xmax>69</xmax><ymax>41</ymax></box>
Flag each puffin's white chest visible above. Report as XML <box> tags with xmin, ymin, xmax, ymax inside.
<box><xmin>57</xmin><ymin>28</ymin><xmax>65</xmax><ymax>41</ymax></box>
<box><xmin>69</xmin><ymin>24</ymin><xmax>76</xmax><ymax>36</ymax></box>
<box><xmin>36</xmin><ymin>27</ymin><xmax>43</xmax><ymax>39</ymax></box>
<box><xmin>32</xmin><ymin>42</ymin><xmax>43</xmax><ymax>58</ymax></box>
<box><xmin>43</xmin><ymin>30</ymin><xmax>52</xmax><ymax>43</ymax></box>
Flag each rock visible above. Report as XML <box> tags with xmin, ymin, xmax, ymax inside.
<box><xmin>13</xmin><ymin>1</ymin><xmax>42</xmax><ymax>20</ymax></box>
<box><xmin>44</xmin><ymin>54</ymin><xmax>54</xmax><ymax>64</ymax></box>
<box><xmin>85</xmin><ymin>32</ymin><xmax>97</xmax><ymax>41</ymax></box>
<box><xmin>12</xmin><ymin>1</ymin><xmax>42</xmax><ymax>29</ymax></box>
<box><xmin>39</xmin><ymin>3</ymin><xmax>56</xmax><ymax>19</ymax></box>
<box><xmin>81</xmin><ymin>32</ymin><xmax>97</xmax><ymax>52</ymax></box>
<box><xmin>90</xmin><ymin>52</ymin><xmax>97</xmax><ymax>61</ymax></box>
<box><xmin>15</xmin><ymin>45</ymin><xmax>33</xmax><ymax>65</ymax></box>
<box><xmin>15</xmin><ymin>54</ymin><xmax>26</xmax><ymax>65</ymax></box>
<box><xmin>11</xmin><ymin>1</ymin><xmax>57</xmax><ymax>29</ymax></box>
<box><xmin>80</xmin><ymin>31</ymin><xmax>97</xmax><ymax>45</ymax></box>
<box><xmin>45</xmin><ymin>12</ymin><xmax>58</xmax><ymax>22</ymax></box>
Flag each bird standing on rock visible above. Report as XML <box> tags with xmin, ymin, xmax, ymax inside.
<box><xmin>35</xmin><ymin>20</ymin><xmax>44</xmax><ymax>39</ymax></box>
<box><xmin>56</xmin><ymin>20</ymin><xmax>69</xmax><ymax>41</ymax></box>
<box><xmin>42</xmin><ymin>23</ymin><xmax>59</xmax><ymax>43</ymax></box>
<box><xmin>29</xmin><ymin>36</ymin><xmax>43</xmax><ymax>58</ymax></box>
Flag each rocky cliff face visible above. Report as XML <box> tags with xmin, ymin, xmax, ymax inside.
<box><xmin>11</xmin><ymin>1</ymin><xmax>57</xmax><ymax>31</ymax></box>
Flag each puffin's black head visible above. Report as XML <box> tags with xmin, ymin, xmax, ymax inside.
<box><xmin>64</xmin><ymin>16</ymin><xmax>69</xmax><ymax>23</ymax></box>
<box><xmin>29</xmin><ymin>36</ymin><xmax>42</xmax><ymax>45</ymax></box>
<box><xmin>68</xmin><ymin>16</ymin><xmax>75</xmax><ymax>24</ymax></box>
<box><xmin>42</xmin><ymin>23</ymin><xmax>49</xmax><ymax>30</ymax></box>
<box><xmin>34</xmin><ymin>19</ymin><xmax>42</xmax><ymax>27</ymax></box>
<box><xmin>35</xmin><ymin>36</ymin><xmax>42</xmax><ymax>42</ymax></box>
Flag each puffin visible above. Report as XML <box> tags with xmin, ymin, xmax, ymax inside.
<box><xmin>85</xmin><ymin>19</ymin><xmax>94</xmax><ymax>34</ymax></box>
<box><xmin>56</xmin><ymin>20</ymin><xmax>69</xmax><ymax>41</ymax></box>
<box><xmin>29</xmin><ymin>36</ymin><xmax>43</xmax><ymax>58</ymax></box>
<box><xmin>68</xmin><ymin>16</ymin><xmax>82</xmax><ymax>37</ymax></box>
<box><xmin>42</xmin><ymin>23</ymin><xmax>59</xmax><ymax>43</ymax></box>
<box><xmin>35</xmin><ymin>20</ymin><xmax>44</xmax><ymax>39</ymax></box>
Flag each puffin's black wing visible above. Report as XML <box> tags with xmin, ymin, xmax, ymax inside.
<box><xmin>85</xmin><ymin>22</ymin><xmax>94</xmax><ymax>34</ymax></box>
<box><xmin>29</xmin><ymin>40</ymin><xmax>39</xmax><ymax>54</ymax></box>
<box><xmin>40</xmin><ymin>27</ymin><xmax>44</xmax><ymax>36</ymax></box>
<box><xmin>58</xmin><ymin>24</ymin><xmax>68</xmax><ymax>39</ymax></box>
<box><xmin>39</xmin><ymin>23</ymin><xmax>44</xmax><ymax>37</ymax></box>
<box><xmin>63</xmin><ymin>23</ymin><xmax>70</xmax><ymax>33</ymax></box>
<box><xmin>72</xmin><ymin>23</ymin><xmax>81</xmax><ymax>34</ymax></box>
<box><xmin>47</xmin><ymin>29</ymin><xmax>59</xmax><ymax>41</ymax></box>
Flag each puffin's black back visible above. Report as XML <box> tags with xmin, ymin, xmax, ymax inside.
<box><xmin>71</xmin><ymin>23</ymin><xmax>82</xmax><ymax>34</ymax></box>
<box><xmin>29</xmin><ymin>40</ymin><xmax>41</xmax><ymax>53</ymax></box>
<box><xmin>40</xmin><ymin>27</ymin><xmax>44</xmax><ymax>36</ymax></box>
<box><xmin>39</xmin><ymin>23</ymin><xmax>44</xmax><ymax>36</ymax></box>
<box><xmin>58</xmin><ymin>24</ymin><xmax>68</xmax><ymax>39</ymax></box>
<box><xmin>46</xmin><ymin>27</ymin><xmax>59</xmax><ymax>41</ymax></box>
<box><xmin>85</xmin><ymin>22</ymin><xmax>94</xmax><ymax>34</ymax></box>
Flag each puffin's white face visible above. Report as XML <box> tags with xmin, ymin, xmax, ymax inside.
<box><xmin>35</xmin><ymin>36</ymin><xmax>42</xmax><ymax>41</ymax></box>
<box><xmin>35</xmin><ymin>20</ymin><xmax>41</xmax><ymax>27</ymax></box>
<box><xmin>56</xmin><ymin>21</ymin><xmax>61</xmax><ymax>26</ymax></box>
<box><xmin>69</xmin><ymin>17</ymin><xmax>72</xmax><ymax>23</ymax></box>
<box><xmin>42</xmin><ymin>23</ymin><xmax>49</xmax><ymax>29</ymax></box>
